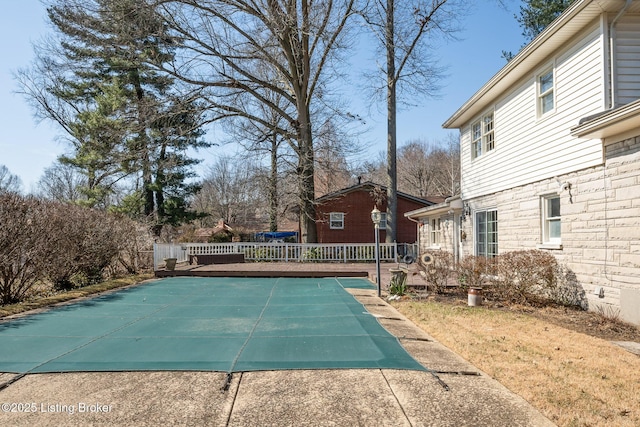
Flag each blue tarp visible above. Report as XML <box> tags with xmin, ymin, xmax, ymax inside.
<box><xmin>255</xmin><ymin>231</ymin><xmax>298</xmax><ymax>241</ymax></box>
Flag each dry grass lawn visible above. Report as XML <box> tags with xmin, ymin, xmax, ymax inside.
<box><xmin>394</xmin><ymin>299</ymin><xmax>640</xmax><ymax>427</ymax></box>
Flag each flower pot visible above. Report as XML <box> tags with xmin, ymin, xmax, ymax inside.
<box><xmin>164</xmin><ymin>258</ymin><xmax>177</xmax><ymax>271</ymax></box>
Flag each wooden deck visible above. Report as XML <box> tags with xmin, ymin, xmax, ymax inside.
<box><xmin>154</xmin><ymin>261</ymin><xmax>425</xmax><ymax>291</ymax></box>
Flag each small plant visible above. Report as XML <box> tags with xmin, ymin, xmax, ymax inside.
<box><xmin>389</xmin><ymin>270</ymin><xmax>408</xmax><ymax>296</ymax></box>
<box><xmin>246</xmin><ymin>247</ymin><xmax>277</xmax><ymax>262</ymax></box>
<box><xmin>595</xmin><ymin>304</ymin><xmax>621</xmax><ymax>323</ymax></box>
<box><xmin>302</xmin><ymin>247</ymin><xmax>322</xmax><ymax>262</ymax></box>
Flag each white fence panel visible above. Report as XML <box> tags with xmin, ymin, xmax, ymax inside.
<box><xmin>153</xmin><ymin>244</ymin><xmax>189</xmax><ymax>270</ymax></box>
<box><xmin>153</xmin><ymin>242</ymin><xmax>418</xmax><ymax>269</ymax></box>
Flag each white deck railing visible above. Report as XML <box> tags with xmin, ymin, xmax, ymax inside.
<box><xmin>153</xmin><ymin>242</ymin><xmax>413</xmax><ymax>270</ymax></box>
<box><xmin>153</xmin><ymin>243</ymin><xmax>189</xmax><ymax>270</ymax></box>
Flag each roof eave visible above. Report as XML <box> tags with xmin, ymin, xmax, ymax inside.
<box><xmin>571</xmin><ymin>99</ymin><xmax>640</xmax><ymax>139</ymax></box>
<box><xmin>443</xmin><ymin>0</ymin><xmax>614</xmax><ymax>129</ymax></box>
<box><xmin>404</xmin><ymin>196</ymin><xmax>462</xmax><ymax>218</ymax></box>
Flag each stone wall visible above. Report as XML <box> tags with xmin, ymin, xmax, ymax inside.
<box><xmin>459</xmin><ymin>136</ymin><xmax>640</xmax><ymax>324</ymax></box>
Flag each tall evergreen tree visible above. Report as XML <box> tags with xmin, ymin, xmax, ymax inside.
<box><xmin>19</xmin><ymin>0</ymin><xmax>209</xmax><ymax>234</ymax></box>
<box><xmin>503</xmin><ymin>0</ymin><xmax>576</xmax><ymax>60</ymax></box>
<box><xmin>517</xmin><ymin>0</ymin><xmax>577</xmax><ymax>41</ymax></box>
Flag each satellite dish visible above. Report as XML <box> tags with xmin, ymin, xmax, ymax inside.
<box><xmin>420</xmin><ymin>253</ymin><xmax>434</xmax><ymax>265</ymax></box>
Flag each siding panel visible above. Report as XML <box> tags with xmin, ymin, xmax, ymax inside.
<box><xmin>615</xmin><ymin>15</ymin><xmax>640</xmax><ymax>105</ymax></box>
<box><xmin>461</xmin><ymin>26</ymin><xmax>605</xmax><ymax>200</ymax></box>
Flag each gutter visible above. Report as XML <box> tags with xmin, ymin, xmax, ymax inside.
<box><xmin>571</xmin><ymin>98</ymin><xmax>640</xmax><ymax>138</ymax></box>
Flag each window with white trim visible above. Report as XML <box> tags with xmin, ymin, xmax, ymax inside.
<box><xmin>476</xmin><ymin>209</ymin><xmax>498</xmax><ymax>258</ymax></box>
<box><xmin>538</xmin><ymin>68</ymin><xmax>555</xmax><ymax>116</ymax></box>
<box><xmin>329</xmin><ymin>212</ymin><xmax>344</xmax><ymax>229</ymax></box>
<box><xmin>430</xmin><ymin>218</ymin><xmax>441</xmax><ymax>245</ymax></box>
<box><xmin>471</xmin><ymin>111</ymin><xmax>495</xmax><ymax>159</ymax></box>
<box><xmin>542</xmin><ymin>195</ymin><xmax>561</xmax><ymax>243</ymax></box>
<box><xmin>379</xmin><ymin>212</ymin><xmax>387</xmax><ymax>230</ymax></box>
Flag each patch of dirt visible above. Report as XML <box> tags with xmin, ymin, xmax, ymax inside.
<box><xmin>415</xmin><ymin>291</ymin><xmax>640</xmax><ymax>343</ymax></box>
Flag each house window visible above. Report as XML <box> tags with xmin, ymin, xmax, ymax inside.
<box><xmin>472</xmin><ymin>122</ymin><xmax>482</xmax><ymax>158</ymax></box>
<box><xmin>538</xmin><ymin>68</ymin><xmax>554</xmax><ymax>116</ymax></box>
<box><xmin>471</xmin><ymin>112</ymin><xmax>495</xmax><ymax>159</ymax></box>
<box><xmin>476</xmin><ymin>210</ymin><xmax>498</xmax><ymax>258</ymax></box>
<box><xmin>329</xmin><ymin>212</ymin><xmax>344</xmax><ymax>229</ymax></box>
<box><xmin>379</xmin><ymin>213</ymin><xmax>387</xmax><ymax>230</ymax></box>
<box><xmin>430</xmin><ymin>218</ymin><xmax>441</xmax><ymax>245</ymax></box>
<box><xmin>542</xmin><ymin>196</ymin><xmax>561</xmax><ymax>243</ymax></box>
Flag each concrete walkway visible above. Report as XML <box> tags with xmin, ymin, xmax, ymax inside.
<box><xmin>0</xmin><ymin>268</ymin><xmax>555</xmax><ymax>426</ymax></box>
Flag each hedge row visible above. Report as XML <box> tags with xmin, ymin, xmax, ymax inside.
<box><xmin>0</xmin><ymin>193</ymin><xmax>148</xmax><ymax>304</ymax></box>
<box><xmin>418</xmin><ymin>249</ymin><xmax>586</xmax><ymax>308</ymax></box>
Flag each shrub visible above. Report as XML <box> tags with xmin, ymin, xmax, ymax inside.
<box><xmin>0</xmin><ymin>194</ymin><xmax>54</xmax><ymax>304</ymax></box>
<box><xmin>108</xmin><ymin>215</ymin><xmax>154</xmax><ymax>275</ymax></box>
<box><xmin>44</xmin><ymin>203</ymin><xmax>123</xmax><ymax>290</ymax></box>
<box><xmin>0</xmin><ymin>193</ymin><xmax>151</xmax><ymax>303</ymax></box>
<box><xmin>490</xmin><ymin>250</ymin><xmax>559</xmax><ymax>305</ymax></box>
<box><xmin>416</xmin><ymin>251</ymin><xmax>454</xmax><ymax>293</ymax></box>
<box><xmin>456</xmin><ymin>255</ymin><xmax>494</xmax><ymax>292</ymax></box>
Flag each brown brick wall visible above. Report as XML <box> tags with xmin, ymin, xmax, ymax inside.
<box><xmin>316</xmin><ymin>189</ymin><xmax>427</xmax><ymax>243</ymax></box>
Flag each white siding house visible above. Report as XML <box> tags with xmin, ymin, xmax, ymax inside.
<box><xmin>409</xmin><ymin>0</ymin><xmax>640</xmax><ymax>325</ymax></box>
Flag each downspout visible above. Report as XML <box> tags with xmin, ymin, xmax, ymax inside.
<box><xmin>609</xmin><ymin>0</ymin><xmax>633</xmax><ymax>108</ymax></box>
<box><xmin>602</xmin><ymin>0</ymin><xmax>632</xmax><ymax>297</ymax></box>
<box><xmin>448</xmin><ymin>210</ymin><xmax>459</xmax><ymax>264</ymax></box>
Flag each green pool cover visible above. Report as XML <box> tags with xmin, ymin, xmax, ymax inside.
<box><xmin>0</xmin><ymin>277</ymin><xmax>425</xmax><ymax>374</ymax></box>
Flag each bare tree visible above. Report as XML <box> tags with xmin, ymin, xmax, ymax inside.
<box><xmin>432</xmin><ymin>133</ymin><xmax>460</xmax><ymax>197</ymax></box>
<box><xmin>358</xmin><ymin>134</ymin><xmax>460</xmax><ymax>198</ymax></box>
<box><xmin>397</xmin><ymin>134</ymin><xmax>460</xmax><ymax>198</ymax></box>
<box><xmin>314</xmin><ymin>120</ymin><xmax>358</xmax><ymax>196</ymax></box>
<box><xmin>144</xmin><ymin>0</ymin><xmax>357</xmax><ymax>242</ymax></box>
<box><xmin>397</xmin><ymin>140</ymin><xmax>439</xmax><ymax>198</ymax></box>
<box><xmin>360</xmin><ymin>0</ymin><xmax>463</xmax><ymax>242</ymax></box>
<box><xmin>37</xmin><ymin>162</ymin><xmax>87</xmax><ymax>202</ymax></box>
<box><xmin>193</xmin><ymin>155</ymin><xmax>265</xmax><ymax>228</ymax></box>
<box><xmin>0</xmin><ymin>165</ymin><xmax>22</xmax><ymax>194</ymax></box>
<box><xmin>221</xmin><ymin>82</ymin><xmax>296</xmax><ymax>233</ymax></box>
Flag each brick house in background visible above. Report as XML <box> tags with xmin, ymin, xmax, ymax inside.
<box><xmin>427</xmin><ymin>0</ymin><xmax>640</xmax><ymax>325</ymax></box>
<box><xmin>315</xmin><ymin>181</ymin><xmax>438</xmax><ymax>244</ymax></box>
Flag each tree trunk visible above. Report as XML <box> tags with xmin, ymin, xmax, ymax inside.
<box><xmin>385</xmin><ymin>0</ymin><xmax>397</xmax><ymax>243</ymax></box>
<box><xmin>269</xmin><ymin>133</ymin><xmax>279</xmax><ymax>233</ymax></box>
<box><xmin>297</xmin><ymin>110</ymin><xmax>317</xmax><ymax>243</ymax></box>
